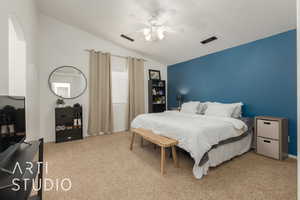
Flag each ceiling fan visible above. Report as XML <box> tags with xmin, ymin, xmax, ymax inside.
<box><xmin>122</xmin><ymin>10</ymin><xmax>183</xmax><ymax>42</ymax></box>
<box><xmin>141</xmin><ymin>16</ymin><xmax>172</xmax><ymax>41</ymax></box>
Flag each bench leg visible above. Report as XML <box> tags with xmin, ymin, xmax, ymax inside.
<box><xmin>140</xmin><ymin>137</ymin><xmax>144</xmax><ymax>147</ymax></box>
<box><xmin>161</xmin><ymin>146</ymin><xmax>166</xmax><ymax>175</ymax></box>
<box><xmin>130</xmin><ymin>132</ymin><xmax>136</xmax><ymax>150</ymax></box>
<box><xmin>171</xmin><ymin>146</ymin><xmax>179</xmax><ymax>168</ymax></box>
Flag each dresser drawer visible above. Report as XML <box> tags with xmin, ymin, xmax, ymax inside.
<box><xmin>257</xmin><ymin>137</ymin><xmax>279</xmax><ymax>159</ymax></box>
<box><xmin>257</xmin><ymin>119</ymin><xmax>279</xmax><ymax>139</ymax></box>
<box><xmin>56</xmin><ymin>129</ymin><xmax>82</xmax><ymax>143</ymax></box>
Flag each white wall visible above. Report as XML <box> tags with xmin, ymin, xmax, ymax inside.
<box><xmin>38</xmin><ymin>14</ymin><xmax>167</xmax><ymax>142</ymax></box>
<box><xmin>8</xmin><ymin>16</ymin><xmax>26</xmax><ymax>97</ymax></box>
<box><xmin>0</xmin><ymin>0</ymin><xmax>40</xmax><ymax>141</ymax></box>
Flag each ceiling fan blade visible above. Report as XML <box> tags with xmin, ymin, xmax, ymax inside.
<box><xmin>155</xmin><ymin>9</ymin><xmax>177</xmax><ymax>24</ymax></box>
<box><xmin>130</xmin><ymin>0</ymin><xmax>178</xmax><ymax>24</ymax></box>
<box><xmin>126</xmin><ymin>28</ymin><xmax>147</xmax><ymax>36</ymax></box>
<box><xmin>162</xmin><ymin>26</ymin><xmax>184</xmax><ymax>34</ymax></box>
<box><xmin>128</xmin><ymin>13</ymin><xmax>151</xmax><ymax>28</ymax></box>
<box><xmin>123</xmin><ymin>29</ymin><xmax>145</xmax><ymax>40</ymax></box>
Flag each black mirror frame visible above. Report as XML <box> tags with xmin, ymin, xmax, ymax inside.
<box><xmin>48</xmin><ymin>66</ymin><xmax>87</xmax><ymax>100</ymax></box>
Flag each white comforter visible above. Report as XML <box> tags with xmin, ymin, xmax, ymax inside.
<box><xmin>131</xmin><ymin>111</ymin><xmax>248</xmax><ymax>179</ymax></box>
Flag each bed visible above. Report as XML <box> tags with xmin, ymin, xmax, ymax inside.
<box><xmin>131</xmin><ymin>110</ymin><xmax>253</xmax><ymax>179</ymax></box>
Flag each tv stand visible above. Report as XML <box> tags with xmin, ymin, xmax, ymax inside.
<box><xmin>0</xmin><ymin>138</ymin><xmax>44</xmax><ymax>200</ymax></box>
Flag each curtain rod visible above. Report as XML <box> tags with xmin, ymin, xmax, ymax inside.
<box><xmin>84</xmin><ymin>49</ymin><xmax>147</xmax><ymax>62</ymax></box>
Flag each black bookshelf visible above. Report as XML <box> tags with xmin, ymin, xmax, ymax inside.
<box><xmin>148</xmin><ymin>80</ymin><xmax>166</xmax><ymax>113</ymax></box>
<box><xmin>55</xmin><ymin>106</ymin><xmax>83</xmax><ymax>143</ymax></box>
<box><xmin>0</xmin><ymin>139</ymin><xmax>44</xmax><ymax>200</ymax></box>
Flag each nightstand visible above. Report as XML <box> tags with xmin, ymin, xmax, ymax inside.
<box><xmin>255</xmin><ymin>116</ymin><xmax>288</xmax><ymax>160</ymax></box>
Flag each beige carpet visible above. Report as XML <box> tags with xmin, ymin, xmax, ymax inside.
<box><xmin>43</xmin><ymin>132</ymin><xmax>297</xmax><ymax>200</ymax></box>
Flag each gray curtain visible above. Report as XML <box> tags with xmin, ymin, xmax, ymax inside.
<box><xmin>88</xmin><ymin>50</ymin><xmax>113</xmax><ymax>135</ymax></box>
<box><xmin>127</xmin><ymin>57</ymin><xmax>145</xmax><ymax>129</ymax></box>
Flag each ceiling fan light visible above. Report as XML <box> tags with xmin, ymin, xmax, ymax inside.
<box><xmin>143</xmin><ymin>28</ymin><xmax>150</xmax><ymax>36</ymax></box>
<box><xmin>157</xmin><ymin>30</ymin><xmax>165</xmax><ymax>40</ymax></box>
<box><xmin>145</xmin><ymin>34</ymin><xmax>152</xmax><ymax>41</ymax></box>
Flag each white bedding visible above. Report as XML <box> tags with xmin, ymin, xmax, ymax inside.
<box><xmin>199</xmin><ymin>133</ymin><xmax>252</xmax><ymax>177</ymax></box>
<box><xmin>131</xmin><ymin>111</ymin><xmax>248</xmax><ymax>179</ymax></box>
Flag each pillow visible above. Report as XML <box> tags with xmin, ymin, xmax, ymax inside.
<box><xmin>204</xmin><ymin>103</ymin><xmax>236</xmax><ymax>117</ymax></box>
<box><xmin>199</xmin><ymin>101</ymin><xmax>213</xmax><ymax>114</ymax></box>
<box><xmin>202</xmin><ymin>102</ymin><xmax>243</xmax><ymax>118</ymax></box>
<box><xmin>230</xmin><ymin>102</ymin><xmax>243</xmax><ymax>118</ymax></box>
<box><xmin>180</xmin><ymin>101</ymin><xmax>201</xmax><ymax>114</ymax></box>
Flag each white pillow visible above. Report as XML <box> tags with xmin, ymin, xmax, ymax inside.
<box><xmin>205</xmin><ymin>103</ymin><xmax>236</xmax><ymax>117</ymax></box>
<box><xmin>181</xmin><ymin>101</ymin><xmax>201</xmax><ymax>114</ymax></box>
<box><xmin>202</xmin><ymin>102</ymin><xmax>243</xmax><ymax>118</ymax></box>
<box><xmin>230</xmin><ymin>102</ymin><xmax>243</xmax><ymax>118</ymax></box>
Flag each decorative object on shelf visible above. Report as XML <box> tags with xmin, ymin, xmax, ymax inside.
<box><xmin>8</xmin><ymin>124</ymin><xmax>15</xmax><ymax>134</ymax></box>
<box><xmin>55</xmin><ymin>125</ymin><xmax>66</xmax><ymax>131</ymax></box>
<box><xmin>152</xmin><ymin>88</ymin><xmax>157</xmax><ymax>95</ymax></box>
<box><xmin>1</xmin><ymin>125</ymin><xmax>7</xmax><ymax>134</ymax></box>
<box><xmin>0</xmin><ymin>105</ymin><xmax>24</xmax><ymax>137</ymax></box>
<box><xmin>149</xmin><ymin>69</ymin><xmax>161</xmax><ymax>80</ymax></box>
<box><xmin>176</xmin><ymin>95</ymin><xmax>184</xmax><ymax>108</ymax></box>
<box><xmin>148</xmin><ymin>80</ymin><xmax>166</xmax><ymax>113</ymax></box>
<box><xmin>73</xmin><ymin>103</ymin><xmax>81</xmax><ymax>107</ymax></box>
<box><xmin>56</xmin><ymin>98</ymin><xmax>66</xmax><ymax>108</ymax></box>
<box><xmin>48</xmin><ymin>66</ymin><xmax>87</xmax><ymax>99</ymax></box>
<box><xmin>55</xmin><ymin>105</ymin><xmax>83</xmax><ymax>143</ymax></box>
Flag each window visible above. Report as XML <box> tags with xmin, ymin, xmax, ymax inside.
<box><xmin>111</xmin><ymin>57</ymin><xmax>128</xmax><ymax>132</ymax></box>
<box><xmin>111</xmin><ymin>57</ymin><xmax>128</xmax><ymax>104</ymax></box>
<box><xmin>52</xmin><ymin>82</ymin><xmax>71</xmax><ymax>98</ymax></box>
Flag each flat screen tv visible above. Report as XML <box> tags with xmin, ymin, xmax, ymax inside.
<box><xmin>0</xmin><ymin>96</ymin><xmax>26</xmax><ymax>167</ymax></box>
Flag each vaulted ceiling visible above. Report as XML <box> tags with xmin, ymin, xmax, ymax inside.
<box><xmin>37</xmin><ymin>0</ymin><xmax>296</xmax><ymax>65</ymax></box>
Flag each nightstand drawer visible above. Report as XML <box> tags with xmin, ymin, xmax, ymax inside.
<box><xmin>257</xmin><ymin>137</ymin><xmax>279</xmax><ymax>159</ymax></box>
<box><xmin>257</xmin><ymin>119</ymin><xmax>279</xmax><ymax>139</ymax></box>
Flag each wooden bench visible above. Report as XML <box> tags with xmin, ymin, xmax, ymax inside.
<box><xmin>130</xmin><ymin>128</ymin><xmax>179</xmax><ymax>175</ymax></box>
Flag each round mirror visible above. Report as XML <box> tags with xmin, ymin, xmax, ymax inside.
<box><xmin>48</xmin><ymin>66</ymin><xmax>87</xmax><ymax>99</ymax></box>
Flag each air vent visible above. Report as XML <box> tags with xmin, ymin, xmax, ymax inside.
<box><xmin>201</xmin><ymin>36</ymin><xmax>218</xmax><ymax>44</ymax></box>
<box><xmin>120</xmin><ymin>34</ymin><xmax>134</xmax><ymax>42</ymax></box>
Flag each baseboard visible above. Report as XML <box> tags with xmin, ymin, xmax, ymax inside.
<box><xmin>288</xmin><ymin>154</ymin><xmax>297</xmax><ymax>159</ymax></box>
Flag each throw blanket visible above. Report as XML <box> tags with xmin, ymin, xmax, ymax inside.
<box><xmin>131</xmin><ymin>111</ymin><xmax>248</xmax><ymax>178</ymax></box>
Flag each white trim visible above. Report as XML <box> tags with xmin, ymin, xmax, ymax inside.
<box><xmin>288</xmin><ymin>154</ymin><xmax>297</xmax><ymax>159</ymax></box>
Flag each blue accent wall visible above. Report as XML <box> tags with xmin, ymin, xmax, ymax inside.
<box><xmin>168</xmin><ymin>30</ymin><xmax>297</xmax><ymax>155</ymax></box>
